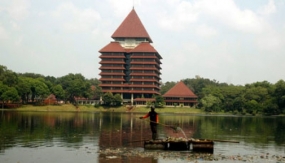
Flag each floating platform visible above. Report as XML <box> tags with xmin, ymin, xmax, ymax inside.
<box><xmin>144</xmin><ymin>138</ymin><xmax>214</xmax><ymax>153</ymax></box>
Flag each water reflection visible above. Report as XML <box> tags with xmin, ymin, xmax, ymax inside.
<box><xmin>0</xmin><ymin>111</ymin><xmax>285</xmax><ymax>163</ymax></box>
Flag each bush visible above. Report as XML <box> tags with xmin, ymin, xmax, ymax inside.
<box><xmin>94</xmin><ymin>103</ymin><xmax>100</xmax><ymax>108</ymax></box>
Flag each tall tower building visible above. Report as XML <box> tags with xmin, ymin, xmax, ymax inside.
<box><xmin>99</xmin><ymin>9</ymin><xmax>162</xmax><ymax>105</ymax></box>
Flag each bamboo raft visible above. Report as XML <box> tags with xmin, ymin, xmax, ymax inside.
<box><xmin>144</xmin><ymin>138</ymin><xmax>214</xmax><ymax>153</ymax></box>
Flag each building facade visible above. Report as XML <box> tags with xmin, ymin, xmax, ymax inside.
<box><xmin>99</xmin><ymin>9</ymin><xmax>162</xmax><ymax>105</ymax></box>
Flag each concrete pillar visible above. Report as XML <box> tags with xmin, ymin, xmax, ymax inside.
<box><xmin>131</xmin><ymin>93</ymin><xmax>134</xmax><ymax>105</ymax></box>
<box><xmin>100</xmin><ymin>96</ymin><xmax>103</xmax><ymax>104</ymax></box>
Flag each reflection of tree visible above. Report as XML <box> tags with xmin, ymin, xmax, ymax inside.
<box><xmin>274</xmin><ymin>119</ymin><xmax>285</xmax><ymax>144</ymax></box>
<box><xmin>193</xmin><ymin>116</ymin><xmax>284</xmax><ymax>145</ymax></box>
<box><xmin>1</xmin><ymin>111</ymin><xmax>285</xmax><ymax>158</ymax></box>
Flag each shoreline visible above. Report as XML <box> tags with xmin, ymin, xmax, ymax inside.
<box><xmin>3</xmin><ymin>104</ymin><xmax>203</xmax><ymax>114</ymax></box>
<box><xmin>2</xmin><ymin>104</ymin><xmax>284</xmax><ymax>116</ymax></box>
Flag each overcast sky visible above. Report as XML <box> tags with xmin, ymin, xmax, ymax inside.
<box><xmin>1</xmin><ymin>0</ymin><xmax>284</xmax><ymax>85</ymax></box>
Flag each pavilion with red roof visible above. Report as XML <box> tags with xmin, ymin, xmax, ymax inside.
<box><xmin>163</xmin><ymin>81</ymin><xmax>198</xmax><ymax>107</ymax></box>
<box><xmin>98</xmin><ymin>8</ymin><xmax>162</xmax><ymax>105</ymax></box>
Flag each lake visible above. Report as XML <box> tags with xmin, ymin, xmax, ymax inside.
<box><xmin>0</xmin><ymin>111</ymin><xmax>285</xmax><ymax>163</ymax></box>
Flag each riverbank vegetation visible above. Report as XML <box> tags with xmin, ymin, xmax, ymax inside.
<box><xmin>14</xmin><ymin>104</ymin><xmax>203</xmax><ymax>113</ymax></box>
<box><xmin>1</xmin><ymin>65</ymin><xmax>285</xmax><ymax>115</ymax></box>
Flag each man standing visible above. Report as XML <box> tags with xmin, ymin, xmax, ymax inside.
<box><xmin>140</xmin><ymin>106</ymin><xmax>159</xmax><ymax>140</ymax></box>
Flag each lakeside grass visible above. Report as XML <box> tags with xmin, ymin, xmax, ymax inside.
<box><xmin>14</xmin><ymin>104</ymin><xmax>203</xmax><ymax>114</ymax></box>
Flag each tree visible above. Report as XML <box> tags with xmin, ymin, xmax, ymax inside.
<box><xmin>274</xmin><ymin>80</ymin><xmax>285</xmax><ymax>114</ymax></box>
<box><xmin>183</xmin><ymin>76</ymin><xmax>221</xmax><ymax>97</ymax></box>
<box><xmin>0</xmin><ymin>82</ymin><xmax>9</xmax><ymax>108</ymax></box>
<box><xmin>52</xmin><ymin>84</ymin><xmax>65</xmax><ymax>102</ymax></box>
<box><xmin>154</xmin><ymin>95</ymin><xmax>165</xmax><ymax>108</ymax></box>
<box><xmin>30</xmin><ymin>78</ymin><xmax>50</xmax><ymax>102</ymax></box>
<box><xmin>232</xmin><ymin>96</ymin><xmax>246</xmax><ymax>112</ymax></box>
<box><xmin>102</xmin><ymin>92</ymin><xmax>113</xmax><ymax>106</ymax></box>
<box><xmin>1</xmin><ymin>87</ymin><xmax>20</xmax><ymax>103</ymax></box>
<box><xmin>113</xmin><ymin>94</ymin><xmax>123</xmax><ymax>106</ymax></box>
<box><xmin>245</xmin><ymin>100</ymin><xmax>261</xmax><ymax>115</ymax></box>
<box><xmin>16</xmin><ymin>76</ymin><xmax>32</xmax><ymax>104</ymax></box>
<box><xmin>200</xmin><ymin>94</ymin><xmax>221</xmax><ymax>112</ymax></box>
<box><xmin>57</xmin><ymin>73</ymin><xmax>91</xmax><ymax>103</ymax></box>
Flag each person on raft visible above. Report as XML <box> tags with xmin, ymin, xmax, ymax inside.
<box><xmin>140</xmin><ymin>106</ymin><xmax>159</xmax><ymax>140</ymax></box>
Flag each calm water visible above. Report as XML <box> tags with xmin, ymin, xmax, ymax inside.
<box><xmin>0</xmin><ymin>111</ymin><xmax>285</xmax><ymax>163</ymax></box>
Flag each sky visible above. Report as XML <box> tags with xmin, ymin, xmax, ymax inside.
<box><xmin>0</xmin><ymin>0</ymin><xmax>285</xmax><ymax>85</ymax></box>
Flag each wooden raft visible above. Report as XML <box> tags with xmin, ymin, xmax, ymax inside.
<box><xmin>144</xmin><ymin>139</ymin><xmax>214</xmax><ymax>153</ymax></box>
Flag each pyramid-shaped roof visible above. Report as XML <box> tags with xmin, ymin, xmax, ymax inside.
<box><xmin>163</xmin><ymin>81</ymin><xmax>197</xmax><ymax>98</ymax></box>
<box><xmin>111</xmin><ymin>9</ymin><xmax>153</xmax><ymax>43</ymax></box>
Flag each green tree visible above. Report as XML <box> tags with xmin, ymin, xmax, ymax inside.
<box><xmin>28</xmin><ymin>78</ymin><xmax>50</xmax><ymax>102</ymax></box>
<box><xmin>16</xmin><ymin>76</ymin><xmax>32</xmax><ymax>104</ymax></box>
<box><xmin>102</xmin><ymin>92</ymin><xmax>113</xmax><ymax>106</ymax></box>
<box><xmin>113</xmin><ymin>94</ymin><xmax>122</xmax><ymax>106</ymax></box>
<box><xmin>52</xmin><ymin>84</ymin><xmax>65</xmax><ymax>102</ymax></box>
<box><xmin>245</xmin><ymin>100</ymin><xmax>261</xmax><ymax>115</ymax></box>
<box><xmin>220</xmin><ymin>85</ymin><xmax>244</xmax><ymax>112</ymax></box>
<box><xmin>154</xmin><ymin>95</ymin><xmax>165</xmax><ymax>108</ymax></box>
<box><xmin>183</xmin><ymin>76</ymin><xmax>222</xmax><ymax>98</ymax></box>
<box><xmin>0</xmin><ymin>82</ymin><xmax>9</xmax><ymax>108</ymax></box>
<box><xmin>1</xmin><ymin>87</ymin><xmax>20</xmax><ymax>103</ymax></box>
<box><xmin>274</xmin><ymin>80</ymin><xmax>285</xmax><ymax>113</ymax></box>
<box><xmin>57</xmin><ymin>73</ymin><xmax>91</xmax><ymax>103</ymax></box>
<box><xmin>232</xmin><ymin>96</ymin><xmax>246</xmax><ymax>112</ymax></box>
<box><xmin>200</xmin><ymin>94</ymin><xmax>221</xmax><ymax>112</ymax></box>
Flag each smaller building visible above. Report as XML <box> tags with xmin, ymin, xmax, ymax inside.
<box><xmin>163</xmin><ymin>81</ymin><xmax>198</xmax><ymax>107</ymax></box>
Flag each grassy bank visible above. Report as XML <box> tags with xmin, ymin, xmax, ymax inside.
<box><xmin>14</xmin><ymin>104</ymin><xmax>203</xmax><ymax>114</ymax></box>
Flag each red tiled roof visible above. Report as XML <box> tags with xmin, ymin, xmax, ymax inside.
<box><xmin>99</xmin><ymin>42</ymin><xmax>125</xmax><ymax>52</ymax></box>
<box><xmin>111</xmin><ymin>9</ymin><xmax>153</xmax><ymax>43</ymax></box>
<box><xmin>131</xmin><ymin>42</ymin><xmax>157</xmax><ymax>53</ymax></box>
<box><xmin>163</xmin><ymin>81</ymin><xmax>197</xmax><ymax>97</ymax></box>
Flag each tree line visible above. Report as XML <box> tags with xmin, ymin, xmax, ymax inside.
<box><xmin>1</xmin><ymin>65</ymin><xmax>285</xmax><ymax>115</ymax></box>
<box><xmin>0</xmin><ymin>65</ymin><xmax>102</xmax><ymax>107</ymax></box>
<box><xmin>160</xmin><ymin>76</ymin><xmax>285</xmax><ymax>115</ymax></box>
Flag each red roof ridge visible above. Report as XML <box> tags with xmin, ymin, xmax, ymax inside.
<box><xmin>111</xmin><ymin>9</ymin><xmax>153</xmax><ymax>43</ymax></box>
<box><xmin>163</xmin><ymin>81</ymin><xmax>197</xmax><ymax>97</ymax></box>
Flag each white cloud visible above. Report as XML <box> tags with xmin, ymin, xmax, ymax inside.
<box><xmin>52</xmin><ymin>2</ymin><xmax>101</xmax><ymax>32</ymax></box>
<box><xmin>108</xmin><ymin>0</ymin><xmax>134</xmax><ymax>17</ymax></box>
<box><xmin>7</xmin><ymin>0</ymin><xmax>30</xmax><ymax>20</ymax></box>
<box><xmin>195</xmin><ymin>24</ymin><xmax>217</xmax><ymax>38</ymax></box>
<box><xmin>158</xmin><ymin>0</ymin><xmax>199</xmax><ymax>31</ymax></box>
<box><xmin>196</xmin><ymin>0</ymin><xmax>267</xmax><ymax>34</ymax></box>
<box><xmin>0</xmin><ymin>25</ymin><xmax>9</xmax><ymax>39</ymax></box>
<box><xmin>155</xmin><ymin>0</ymin><xmax>269</xmax><ymax>34</ymax></box>
<box><xmin>10</xmin><ymin>21</ymin><xmax>20</xmax><ymax>30</ymax></box>
<box><xmin>256</xmin><ymin>31</ymin><xmax>282</xmax><ymax>51</ymax></box>
<box><xmin>258</xmin><ymin>0</ymin><xmax>276</xmax><ymax>15</ymax></box>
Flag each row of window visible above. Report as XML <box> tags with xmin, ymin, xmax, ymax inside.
<box><xmin>101</xmin><ymin>70</ymin><xmax>123</xmax><ymax>73</ymax></box>
<box><xmin>101</xmin><ymin>64</ymin><xmax>160</xmax><ymax>68</ymax></box>
<box><xmin>101</xmin><ymin>76</ymin><xmax>158</xmax><ymax>79</ymax></box>
<box><xmin>101</xmin><ymin>53</ymin><xmax>124</xmax><ymax>56</ymax></box>
<box><xmin>103</xmin><ymin>87</ymin><xmax>156</xmax><ymax>91</ymax></box>
<box><xmin>101</xmin><ymin>59</ymin><xmax>160</xmax><ymax>63</ymax></box>
<box><xmin>101</xmin><ymin>53</ymin><xmax>158</xmax><ymax>57</ymax></box>
<box><xmin>164</xmin><ymin>97</ymin><xmax>197</xmax><ymax>100</ymax></box>
<box><xmin>101</xmin><ymin>70</ymin><xmax>159</xmax><ymax>74</ymax></box>
<box><xmin>101</xmin><ymin>81</ymin><xmax>159</xmax><ymax>86</ymax></box>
